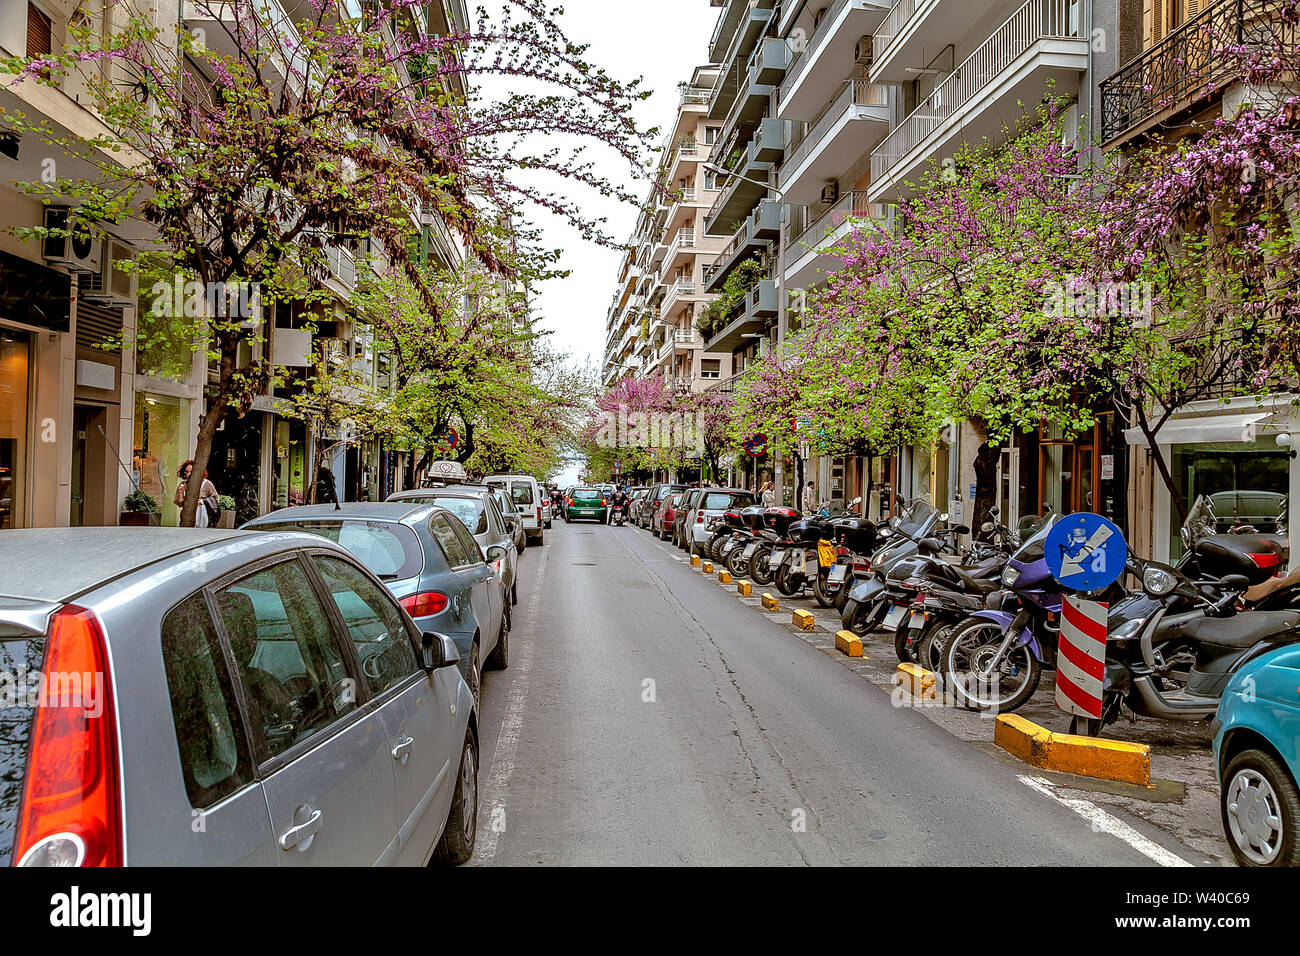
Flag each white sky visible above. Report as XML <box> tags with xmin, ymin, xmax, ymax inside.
<box><xmin>475</xmin><ymin>0</ymin><xmax>721</xmax><ymax>483</ymax></box>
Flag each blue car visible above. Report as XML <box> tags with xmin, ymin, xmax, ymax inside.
<box><xmin>1214</xmin><ymin>644</ymin><xmax>1300</xmax><ymax>866</ymax></box>
<box><xmin>243</xmin><ymin>503</ymin><xmax>508</xmax><ymax>707</ymax></box>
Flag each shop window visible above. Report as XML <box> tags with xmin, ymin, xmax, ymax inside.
<box><xmin>0</xmin><ymin>329</ymin><xmax>31</xmax><ymax>529</ymax></box>
<box><xmin>133</xmin><ymin>392</ymin><xmax>191</xmax><ymax>526</ymax></box>
<box><xmin>1169</xmin><ymin>440</ymin><xmax>1290</xmax><ymax>560</ymax></box>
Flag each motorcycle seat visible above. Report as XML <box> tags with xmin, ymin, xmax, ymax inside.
<box><xmin>950</xmin><ymin>565</ymin><xmax>1001</xmax><ymax>595</ymax></box>
<box><xmin>1179</xmin><ymin>610</ymin><xmax>1300</xmax><ymax>650</ymax></box>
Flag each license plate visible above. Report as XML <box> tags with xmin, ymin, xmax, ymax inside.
<box><xmin>770</xmin><ymin>549</ymin><xmax>787</xmax><ymax>569</ymax></box>
<box><xmin>743</xmin><ymin>543</ymin><xmax>757</xmax><ymax>559</ymax></box>
<box><xmin>883</xmin><ymin>604</ymin><xmax>908</xmax><ymax>630</ymax></box>
<box><xmin>722</xmin><ymin>539</ymin><xmax>738</xmax><ymax>554</ymax></box>
<box><xmin>580</xmin><ymin>510</ymin><xmax>594</xmax><ymax>515</ymax></box>
<box><xmin>828</xmin><ymin>564</ymin><xmax>848</xmax><ymax>583</ymax></box>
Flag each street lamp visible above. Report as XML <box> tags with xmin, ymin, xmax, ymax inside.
<box><xmin>702</xmin><ymin>161</ymin><xmax>785</xmax><ymax>200</ymax></box>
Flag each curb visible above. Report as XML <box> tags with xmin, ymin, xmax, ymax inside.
<box><xmin>737</xmin><ymin>581</ymin><xmax>752</xmax><ymax>597</ymax></box>
<box><xmin>994</xmin><ymin>714</ymin><xmax>1151</xmax><ymax>786</ymax></box>
<box><xmin>895</xmin><ymin>662</ymin><xmax>936</xmax><ymax>700</ymax></box>
<box><xmin>761</xmin><ymin>593</ymin><xmax>779</xmax><ymax>611</ymax></box>
<box><xmin>835</xmin><ymin>630</ymin><xmax>864</xmax><ymax>658</ymax></box>
<box><xmin>792</xmin><ymin>609</ymin><xmax>815</xmax><ymax>631</ymax></box>
<box><xmin>717</xmin><ymin>570</ymin><xmax>731</xmax><ymax>584</ymax></box>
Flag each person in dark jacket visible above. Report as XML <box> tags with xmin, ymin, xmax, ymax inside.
<box><xmin>316</xmin><ymin>466</ymin><xmax>341</xmax><ymax>510</ymax></box>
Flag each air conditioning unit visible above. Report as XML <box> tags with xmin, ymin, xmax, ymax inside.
<box><xmin>854</xmin><ymin>36</ymin><xmax>872</xmax><ymax>65</ymax></box>
<box><xmin>820</xmin><ymin>181</ymin><xmax>839</xmax><ymax>204</ymax></box>
<box><xmin>42</xmin><ymin>207</ymin><xmax>102</xmax><ymax>273</ymax></box>
<box><xmin>81</xmin><ymin>239</ymin><xmax>135</xmax><ymax>306</ymax></box>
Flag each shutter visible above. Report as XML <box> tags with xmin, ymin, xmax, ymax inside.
<box><xmin>1184</xmin><ymin>0</ymin><xmax>1205</xmax><ymax>20</ymax></box>
<box><xmin>75</xmin><ymin>300</ymin><xmax>123</xmax><ymax>353</ymax></box>
<box><xmin>27</xmin><ymin>3</ymin><xmax>52</xmax><ymax>57</ymax></box>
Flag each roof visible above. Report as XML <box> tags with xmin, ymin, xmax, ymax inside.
<box><xmin>242</xmin><ymin>502</ymin><xmax>438</xmax><ymax>525</ymax></box>
<box><xmin>0</xmin><ymin>528</ymin><xmax>250</xmax><ymax>603</ymax></box>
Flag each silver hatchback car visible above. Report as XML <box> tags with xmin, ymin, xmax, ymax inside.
<box><xmin>0</xmin><ymin>528</ymin><xmax>477</xmax><ymax>867</ymax></box>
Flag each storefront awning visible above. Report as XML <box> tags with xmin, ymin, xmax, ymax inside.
<box><xmin>1123</xmin><ymin>411</ymin><xmax>1274</xmax><ymax>448</ymax></box>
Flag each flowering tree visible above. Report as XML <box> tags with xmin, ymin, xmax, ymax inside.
<box><xmin>2</xmin><ymin>0</ymin><xmax>654</xmax><ymax>523</ymax></box>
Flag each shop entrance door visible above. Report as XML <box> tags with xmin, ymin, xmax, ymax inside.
<box><xmin>1039</xmin><ymin>442</ymin><xmax>1097</xmax><ymax>516</ymax></box>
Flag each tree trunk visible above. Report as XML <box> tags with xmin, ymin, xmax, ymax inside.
<box><xmin>968</xmin><ymin>419</ymin><xmax>1003</xmax><ymax>533</ymax></box>
<box><xmin>182</xmin><ymin>398</ymin><xmax>226</xmax><ymax>527</ymax></box>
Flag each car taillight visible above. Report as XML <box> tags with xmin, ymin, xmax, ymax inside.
<box><xmin>400</xmin><ymin>592</ymin><xmax>449</xmax><ymax>617</ymax></box>
<box><xmin>536</xmin><ymin>507</ymin><xmax>542</xmax><ymax>522</ymax></box>
<box><xmin>696</xmin><ymin>514</ymin><xmax>704</xmax><ymax>523</ymax></box>
<box><xmin>601</xmin><ymin>499</ymin><xmax>607</xmax><ymax>507</ymax></box>
<box><xmin>15</xmin><ymin>604</ymin><xmax>121</xmax><ymax>868</ymax></box>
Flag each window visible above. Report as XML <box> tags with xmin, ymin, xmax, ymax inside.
<box><xmin>251</xmin><ymin>519</ymin><xmax>421</xmax><ymax>579</ymax></box>
<box><xmin>509</xmin><ymin>481</ymin><xmax>534</xmax><ymax>505</ymax></box>
<box><xmin>700</xmin><ymin>358</ymin><xmax>722</xmax><ymax>379</ymax></box>
<box><xmin>215</xmin><ymin>560</ymin><xmax>357</xmax><ymax>760</ymax></box>
<box><xmin>27</xmin><ymin>3</ymin><xmax>51</xmax><ymax>58</ymax></box>
<box><xmin>313</xmin><ymin>556</ymin><xmax>418</xmax><ymax>697</ymax></box>
<box><xmin>161</xmin><ymin>593</ymin><xmax>253</xmax><ymax>808</ymax></box>
<box><xmin>703</xmin><ymin>492</ymin><xmax>754</xmax><ymax>510</ymax></box>
<box><xmin>704</xmin><ymin>125</ymin><xmax>719</xmax><ymax>145</ymax></box>
<box><xmin>429</xmin><ymin>513</ymin><xmax>477</xmax><ymax>567</ymax></box>
<box><xmin>450</xmin><ymin>517</ymin><xmax>485</xmax><ymax>563</ymax></box>
<box><xmin>423</xmin><ymin>496</ymin><xmax>486</xmax><ymax>534</ymax></box>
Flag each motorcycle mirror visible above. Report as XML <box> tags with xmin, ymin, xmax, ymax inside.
<box><xmin>1220</xmin><ymin>574</ymin><xmax>1250</xmax><ymax>592</ymax></box>
<box><xmin>981</xmin><ymin>521</ymin><xmax>995</xmax><ymax>533</ymax></box>
<box><xmin>940</xmin><ymin>513</ymin><xmax>950</xmax><ymax>522</ymax></box>
<box><xmin>989</xmin><ymin>506</ymin><xmax>1000</xmax><ymax>517</ymax></box>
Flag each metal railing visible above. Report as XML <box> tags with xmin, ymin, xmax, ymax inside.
<box><xmin>784</xmin><ymin>79</ymin><xmax>889</xmax><ymax>180</ymax></box>
<box><xmin>872</xmin><ymin>0</ymin><xmax>928</xmax><ymax>64</ymax></box>
<box><xmin>871</xmin><ymin>0</ymin><xmax>1085</xmax><ymax>184</ymax></box>
<box><xmin>780</xmin><ymin>0</ymin><xmax>852</xmax><ymax>102</ymax></box>
<box><xmin>675</xmin><ymin>329</ymin><xmax>703</xmax><ymax>348</ymax></box>
<box><xmin>680</xmin><ymin>87</ymin><xmax>711</xmax><ymax>106</ymax></box>
<box><xmin>792</xmin><ymin>191</ymin><xmax>885</xmax><ymax>251</ymax></box>
<box><xmin>1100</xmin><ymin>0</ymin><xmax>1297</xmax><ymax>142</ymax></box>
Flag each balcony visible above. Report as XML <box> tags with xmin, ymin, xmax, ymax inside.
<box><xmin>704</xmin><ymin>160</ymin><xmax>776</xmax><ymax>236</ymax></box>
<box><xmin>784</xmin><ymin>191</ymin><xmax>888</xmax><ymax>289</ymax></box>
<box><xmin>710</xmin><ymin>5</ymin><xmax>778</xmax><ymax>120</ymax></box>
<box><xmin>742</xmin><ymin>117</ymin><xmax>789</xmax><ymax>176</ymax></box>
<box><xmin>659</xmin><ymin>230</ymin><xmax>698</xmax><ymax>281</ymax></box>
<box><xmin>870</xmin><ymin>0</ymin><xmax>1005</xmax><ymax>86</ymax></box>
<box><xmin>705</xmin><ymin>278</ymin><xmax>779</xmax><ymax>352</ymax></box>
<box><xmin>704</xmin><ymin>199</ymin><xmax>782</xmax><ymax>292</ymax></box>
<box><xmin>674</xmin><ymin>329</ymin><xmax>704</xmax><ymax>351</ymax></box>
<box><xmin>779</xmin><ymin>79</ymin><xmax>890</xmax><ymax>206</ymax></box>
<box><xmin>868</xmin><ymin>0</ymin><xmax>1088</xmax><ymax>204</ymax></box>
<box><xmin>778</xmin><ymin>0</ymin><xmax>892</xmax><ymax>121</ymax></box>
<box><xmin>1100</xmin><ymin>0</ymin><xmax>1297</xmax><ymax>146</ymax></box>
<box><xmin>662</xmin><ymin>277</ymin><xmax>699</xmax><ymax>317</ymax></box>
<box><xmin>709</xmin><ymin>0</ymin><xmax>752</xmax><ymax>64</ymax></box>
<box><xmin>667</xmin><ymin>142</ymin><xmax>708</xmax><ymax>182</ymax></box>
<box><xmin>184</xmin><ymin>0</ymin><xmax>306</xmax><ymax>94</ymax></box>
<box><xmin>715</xmin><ymin>38</ymin><xmax>789</xmax><ymax>152</ymax></box>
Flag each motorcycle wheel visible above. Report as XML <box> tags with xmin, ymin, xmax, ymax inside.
<box><xmin>918</xmin><ymin>621</ymin><xmax>954</xmax><ymax>673</ymax></box>
<box><xmin>842</xmin><ymin>598</ymin><xmax>870</xmax><ymax>637</ymax></box>
<box><xmin>943</xmin><ymin>618</ymin><xmax>1041</xmax><ymax>714</ymax></box>
<box><xmin>894</xmin><ymin>623</ymin><xmax>924</xmax><ymax>665</ymax></box>
<box><xmin>726</xmin><ymin>546</ymin><xmax>749</xmax><ymax>578</ymax></box>
<box><xmin>811</xmin><ymin>572</ymin><xmax>834</xmax><ymax>608</ymax></box>
<box><xmin>750</xmin><ymin>545</ymin><xmax>775</xmax><ymax>586</ymax></box>
<box><xmin>833</xmin><ymin>579</ymin><xmax>851</xmax><ymax>613</ymax></box>
<box><xmin>775</xmin><ymin>562</ymin><xmax>800</xmax><ymax>596</ymax></box>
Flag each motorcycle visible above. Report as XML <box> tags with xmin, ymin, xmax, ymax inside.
<box><xmin>610</xmin><ymin>502</ymin><xmax>625</xmax><ymax>526</ymax></box>
<box><xmin>774</xmin><ymin>499</ymin><xmax>863</xmax><ymax>600</ymax></box>
<box><xmin>840</xmin><ymin>499</ymin><xmax>948</xmax><ymax>637</ymax></box>
<box><xmin>750</xmin><ymin>507</ymin><xmax>801</xmax><ymax>587</ymax></box>
<box><xmin>724</xmin><ymin>506</ymin><xmax>769</xmax><ymax>578</ymax></box>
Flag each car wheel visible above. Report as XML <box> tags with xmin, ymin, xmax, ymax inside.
<box><xmin>1222</xmin><ymin>749</ymin><xmax>1300</xmax><ymax>866</ymax></box>
<box><xmin>433</xmin><ymin>731</ymin><xmax>478</xmax><ymax>865</ymax></box>
<box><xmin>466</xmin><ymin>641</ymin><xmax>481</xmax><ymax>710</ymax></box>
<box><xmin>511</xmin><ymin>581</ymin><xmax>518</xmax><ymax>606</ymax></box>
<box><xmin>487</xmin><ymin>611</ymin><xmax>509</xmax><ymax>670</ymax></box>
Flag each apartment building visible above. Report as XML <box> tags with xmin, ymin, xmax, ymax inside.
<box><xmin>0</xmin><ymin>0</ymin><xmax>468</xmax><ymax>528</ymax></box>
<box><xmin>602</xmin><ymin>68</ymin><xmax>734</xmax><ymax>397</ymax></box>
<box><xmin>1097</xmin><ymin>0</ymin><xmax>1300</xmax><ymax>563</ymax></box>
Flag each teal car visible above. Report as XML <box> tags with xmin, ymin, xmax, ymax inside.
<box><xmin>566</xmin><ymin>487</ymin><xmax>608</xmax><ymax>523</ymax></box>
<box><xmin>1214</xmin><ymin>644</ymin><xmax>1300</xmax><ymax>866</ymax></box>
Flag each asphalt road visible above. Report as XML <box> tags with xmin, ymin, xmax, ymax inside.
<box><xmin>473</xmin><ymin>517</ymin><xmax>1197</xmax><ymax>866</ymax></box>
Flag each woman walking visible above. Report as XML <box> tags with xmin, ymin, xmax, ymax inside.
<box><xmin>759</xmin><ymin>480</ymin><xmax>775</xmax><ymax>507</ymax></box>
<box><xmin>175</xmin><ymin>460</ymin><xmax>219</xmax><ymax>528</ymax></box>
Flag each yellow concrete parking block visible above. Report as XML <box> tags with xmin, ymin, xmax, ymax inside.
<box><xmin>792</xmin><ymin>609</ymin><xmax>815</xmax><ymax>631</ymax></box>
<box><xmin>835</xmin><ymin>630</ymin><xmax>864</xmax><ymax>658</ymax></box>
<box><xmin>702</xmin><ymin>561</ymin><xmax>714</xmax><ymax>574</ymax></box>
<box><xmin>761</xmin><ymin>593</ymin><xmax>779</xmax><ymax>611</ymax></box>
<box><xmin>994</xmin><ymin>714</ymin><xmax>1151</xmax><ymax>786</ymax></box>
<box><xmin>690</xmin><ymin>555</ymin><xmax>700</xmax><ymax>567</ymax></box>
<box><xmin>737</xmin><ymin>581</ymin><xmax>752</xmax><ymax>597</ymax></box>
<box><xmin>895</xmin><ymin>662</ymin><xmax>936</xmax><ymax>700</ymax></box>
<box><xmin>717</xmin><ymin>570</ymin><xmax>731</xmax><ymax>584</ymax></box>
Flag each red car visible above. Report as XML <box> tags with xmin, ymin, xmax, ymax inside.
<box><xmin>654</xmin><ymin>491</ymin><xmax>684</xmax><ymax>541</ymax></box>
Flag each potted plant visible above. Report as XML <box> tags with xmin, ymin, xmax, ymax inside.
<box><xmin>120</xmin><ymin>490</ymin><xmax>161</xmax><ymax>527</ymax></box>
<box><xmin>217</xmin><ymin>494</ymin><xmax>237</xmax><ymax>529</ymax></box>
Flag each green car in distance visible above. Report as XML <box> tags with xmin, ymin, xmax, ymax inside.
<box><xmin>567</xmin><ymin>486</ymin><xmax>609</xmax><ymax>523</ymax></box>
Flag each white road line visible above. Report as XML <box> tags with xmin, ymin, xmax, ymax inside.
<box><xmin>1017</xmin><ymin>774</ymin><xmax>1194</xmax><ymax>867</ymax></box>
<box><xmin>474</xmin><ymin>546</ymin><xmax>547</xmax><ymax>864</ymax></box>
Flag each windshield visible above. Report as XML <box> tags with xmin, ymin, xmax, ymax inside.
<box><xmin>1011</xmin><ymin>512</ymin><xmax>1064</xmax><ymax>566</ymax></box>
<box><xmin>1181</xmin><ymin>495</ymin><xmax>1218</xmax><ymax>548</ymax></box>
<box><xmin>894</xmin><ymin>499</ymin><xmax>939</xmax><ymax>539</ymax></box>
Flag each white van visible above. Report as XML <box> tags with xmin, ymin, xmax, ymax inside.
<box><xmin>485</xmin><ymin>474</ymin><xmax>544</xmax><ymax>546</ymax></box>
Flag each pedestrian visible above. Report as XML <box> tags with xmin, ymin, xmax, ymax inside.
<box><xmin>175</xmin><ymin>460</ymin><xmax>219</xmax><ymax>528</ymax></box>
<box><xmin>803</xmin><ymin>479</ymin><xmax>817</xmax><ymax>513</ymax></box>
<box><xmin>316</xmin><ymin>465</ymin><xmax>341</xmax><ymax>509</ymax></box>
<box><xmin>759</xmin><ymin>480</ymin><xmax>775</xmax><ymax>507</ymax></box>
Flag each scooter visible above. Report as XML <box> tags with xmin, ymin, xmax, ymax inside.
<box><xmin>610</xmin><ymin>503</ymin><xmax>625</xmax><ymax>526</ymax></box>
<box><xmin>840</xmin><ymin>499</ymin><xmax>948</xmax><ymax>636</ymax></box>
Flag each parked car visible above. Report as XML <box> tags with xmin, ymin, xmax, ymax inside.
<box><xmin>641</xmin><ymin>482</ymin><xmax>686</xmax><ymax>530</ymax></box>
<box><xmin>0</xmin><ymin>527</ymin><xmax>477</xmax><ymax>866</ymax></box>
<box><xmin>485</xmin><ymin>474</ymin><xmax>545</xmax><ymax>547</ymax></box>
<box><xmin>386</xmin><ymin>486</ymin><xmax>520</xmax><ymax>606</ymax></box>
<box><xmin>1214</xmin><ymin>644</ymin><xmax>1300</xmax><ymax>866</ymax></box>
<box><xmin>242</xmin><ymin>502</ymin><xmax>507</xmax><ymax>708</ymax></box>
<box><xmin>683</xmin><ymin>488</ymin><xmax>756</xmax><ymax>556</ymax></box>
<box><xmin>654</xmin><ymin>491</ymin><xmax>685</xmax><ymax>540</ymax></box>
<box><xmin>627</xmin><ymin>488</ymin><xmax>650</xmax><ymax>525</ymax></box>
<box><xmin>566</xmin><ymin>486</ymin><xmax>608</xmax><ymax>522</ymax></box>
<box><xmin>674</xmin><ymin>488</ymin><xmax>704</xmax><ymax>550</ymax></box>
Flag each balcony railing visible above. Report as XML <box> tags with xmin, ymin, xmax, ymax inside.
<box><xmin>792</xmin><ymin>190</ymin><xmax>885</xmax><ymax>252</ymax></box>
<box><xmin>872</xmin><ymin>0</ymin><xmax>927</xmax><ymax>64</ymax></box>
<box><xmin>1100</xmin><ymin>0</ymin><xmax>1297</xmax><ymax>143</ymax></box>
<box><xmin>784</xmin><ymin>79</ymin><xmax>890</xmax><ymax>179</ymax></box>
<box><xmin>871</xmin><ymin>0</ymin><xmax>1084</xmax><ymax>184</ymax></box>
<box><xmin>680</xmin><ymin>87</ymin><xmax>711</xmax><ymax>106</ymax></box>
<box><xmin>675</xmin><ymin>329</ymin><xmax>703</xmax><ymax>349</ymax></box>
<box><xmin>779</xmin><ymin>0</ymin><xmax>852</xmax><ymax>102</ymax></box>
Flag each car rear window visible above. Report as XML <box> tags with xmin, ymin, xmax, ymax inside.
<box><xmin>510</xmin><ymin>482</ymin><xmax>534</xmax><ymax>505</ymax></box>
<box><xmin>658</xmin><ymin>485</ymin><xmax>684</xmax><ymax>500</ymax></box>
<box><xmin>573</xmin><ymin>488</ymin><xmax>601</xmax><ymax>500</ymax></box>
<box><xmin>421</xmin><ymin>497</ymin><xmax>487</xmax><ymax>535</ymax></box>
<box><xmin>0</xmin><ymin>636</ymin><xmax>46</xmax><ymax>866</ymax></box>
<box><xmin>703</xmin><ymin>493</ymin><xmax>753</xmax><ymax>510</ymax></box>
<box><xmin>250</xmin><ymin>520</ymin><xmax>423</xmax><ymax>579</ymax></box>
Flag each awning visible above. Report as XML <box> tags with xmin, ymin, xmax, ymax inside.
<box><xmin>1124</xmin><ymin>411</ymin><xmax>1274</xmax><ymax>448</ymax></box>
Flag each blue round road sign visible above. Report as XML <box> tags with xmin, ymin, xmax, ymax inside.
<box><xmin>1044</xmin><ymin>512</ymin><xmax>1127</xmax><ymax>592</ymax></box>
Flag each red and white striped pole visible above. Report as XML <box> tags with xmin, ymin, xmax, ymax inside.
<box><xmin>1054</xmin><ymin>595</ymin><xmax>1108</xmax><ymax>720</ymax></box>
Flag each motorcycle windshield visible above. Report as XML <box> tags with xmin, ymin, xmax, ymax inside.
<box><xmin>1181</xmin><ymin>495</ymin><xmax>1217</xmax><ymax>548</ymax></box>
<box><xmin>894</xmin><ymin>500</ymin><xmax>939</xmax><ymax>540</ymax></box>
<box><xmin>1010</xmin><ymin>513</ymin><xmax>1064</xmax><ymax>567</ymax></box>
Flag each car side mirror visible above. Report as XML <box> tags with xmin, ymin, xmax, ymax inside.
<box><xmin>421</xmin><ymin>631</ymin><xmax>460</xmax><ymax>671</ymax></box>
<box><xmin>487</xmin><ymin>545</ymin><xmax>508</xmax><ymax>562</ymax></box>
